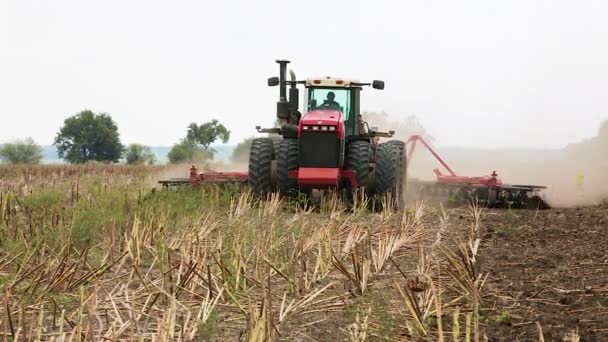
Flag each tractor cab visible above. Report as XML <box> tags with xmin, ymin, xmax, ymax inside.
<box><xmin>306</xmin><ymin>79</ymin><xmax>351</xmax><ymax>113</ymax></box>
<box><xmin>260</xmin><ymin>60</ymin><xmax>386</xmax><ymax>140</ymax></box>
<box><xmin>305</xmin><ymin>78</ymin><xmax>355</xmax><ymax>135</ymax></box>
<box><xmin>303</xmin><ymin>77</ymin><xmax>385</xmax><ymax>137</ymax></box>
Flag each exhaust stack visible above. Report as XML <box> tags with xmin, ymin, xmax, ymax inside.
<box><xmin>276</xmin><ymin>59</ymin><xmax>290</xmax><ymax>120</ymax></box>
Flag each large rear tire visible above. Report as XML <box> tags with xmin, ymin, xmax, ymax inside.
<box><xmin>248</xmin><ymin>138</ymin><xmax>275</xmax><ymax>195</ymax></box>
<box><xmin>384</xmin><ymin>140</ymin><xmax>407</xmax><ymax>174</ymax></box>
<box><xmin>270</xmin><ymin>136</ymin><xmax>282</xmax><ymax>155</ymax></box>
<box><xmin>276</xmin><ymin>138</ymin><xmax>299</xmax><ymax>196</ymax></box>
<box><xmin>345</xmin><ymin>140</ymin><xmax>371</xmax><ymax>192</ymax></box>
<box><xmin>374</xmin><ymin>141</ymin><xmax>407</xmax><ymax>210</ymax></box>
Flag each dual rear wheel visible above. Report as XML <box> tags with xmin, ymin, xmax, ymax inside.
<box><xmin>247</xmin><ymin>138</ymin><xmax>275</xmax><ymax>194</ymax></box>
<box><xmin>343</xmin><ymin>139</ymin><xmax>408</xmax><ymax>210</ymax></box>
<box><xmin>248</xmin><ymin>137</ymin><xmax>301</xmax><ymax>197</ymax></box>
<box><xmin>374</xmin><ymin>140</ymin><xmax>407</xmax><ymax>209</ymax></box>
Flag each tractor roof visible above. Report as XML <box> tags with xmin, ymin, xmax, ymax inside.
<box><xmin>305</xmin><ymin>77</ymin><xmax>360</xmax><ymax>88</ymax></box>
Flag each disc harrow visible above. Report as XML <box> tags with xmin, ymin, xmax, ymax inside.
<box><xmin>404</xmin><ymin>135</ymin><xmax>550</xmax><ymax>209</ymax></box>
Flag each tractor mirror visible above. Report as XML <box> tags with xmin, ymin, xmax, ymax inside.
<box><xmin>268</xmin><ymin>77</ymin><xmax>280</xmax><ymax>86</ymax></box>
<box><xmin>372</xmin><ymin>80</ymin><xmax>385</xmax><ymax>90</ymax></box>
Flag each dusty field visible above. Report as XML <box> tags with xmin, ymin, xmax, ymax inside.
<box><xmin>407</xmin><ymin>156</ymin><xmax>608</xmax><ymax>209</ymax></box>
<box><xmin>0</xmin><ymin>164</ymin><xmax>605</xmax><ymax>341</ymax></box>
<box><xmin>479</xmin><ymin>205</ymin><xmax>608</xmax><ymax>341</ymax></box>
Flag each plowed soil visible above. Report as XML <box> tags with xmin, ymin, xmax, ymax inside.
<box><xmin>284</xmin><ymin>204</ymin><xmax>608</xmax><ymax>341</ymax></box>
<box><xmin>478</xmin><ymin>205</ymin><xmax>608</xmax><ymax>341</ymax></box>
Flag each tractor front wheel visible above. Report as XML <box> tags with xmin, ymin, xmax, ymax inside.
<box><xmin>276</xmin><ymin>138</ymin><xmax>299</xmax><ymax>196</ymax></box>
<box><xmin>345</xmin><ymin>140</ymin><xmax>371</xmax><ymax>203</ymax></box>
<box><xmin>248</xmin><ymin>138</ymin><xmax>275</xmax><ymax>195</ymax></box>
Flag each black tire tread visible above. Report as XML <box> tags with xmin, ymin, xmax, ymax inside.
<box><xmin>375</xmin><ymin>143</ymin><xmax>399</xmax><ymax>195</ymax></box>
<box><xmin>375</xmin><ymin>140</ymin><xmax>407</xmax><ymax>208</ymax></box>
<box><xmin>385</xmin><ymin>140</ymin><xmax>407</xmax><ymax>190</ymax></box>
<box><xmin>345</xmin><ymin>140</ymin><xmax>371</xmax><ymax>190</ymax></box>
<box><xmin>277</xmin><ymin>139</ymin><xmax>299</xmax><ymax>195</ymax></box>
<box><xmin>248</xmin><ymin>138</ymin><xmax>275</xmax><ymax>194</ymax></box>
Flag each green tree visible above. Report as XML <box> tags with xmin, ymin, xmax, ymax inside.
<box><xmin>186</xmin><ymin>119</ymin><xmax>230</xmax><ymax>153</ymax></box>
<box><xmin>168</xmin><ymin>119</ymin><xmax>230</xmax><ymax>164</ymax></box>
<box><xmin>167</xmin><ymin>138</ymin><xmax>212</xmax><ymax>164</ymax></box>
<box><xmin>231</xmin><ymin>137</ymin><xmax>254</xmax><ymax>163</ymax></box>
<box><xmin>124</xmin><ymin>144</ymin><xmax>156</xmax><ymax>165</ymax></box>
<box><xmin>0</xmin><ymin>137</ymin><xmax>43</xmax><ymax>164</ymax></box>
<box><xmin>54</xmin><ymin>110</ymin><xmax>124</xmax><ymax>163</ymax></box>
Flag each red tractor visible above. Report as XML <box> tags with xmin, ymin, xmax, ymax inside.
<box><xmin>247</xmin><ymin>59</ymin><xmax>407</xmax><ymax>208</ymax></box>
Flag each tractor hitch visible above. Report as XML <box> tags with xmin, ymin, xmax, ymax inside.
<box><xmin>255</xmin><ymin>126</ymin><xmax>282</xmax><ymax>134</ymax></box>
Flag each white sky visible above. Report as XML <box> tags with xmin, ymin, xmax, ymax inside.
<box><xmin>1</xmin><ymin>0</ymin><xmax>607</xmax><ymax>149</ymax></box>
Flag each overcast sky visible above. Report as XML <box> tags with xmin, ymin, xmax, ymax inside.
<box><xmin>1</xmin><ymin>0</ymin><xmax>607</xmax><ymax>149</ymax></box>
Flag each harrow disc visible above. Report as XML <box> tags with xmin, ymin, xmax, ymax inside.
<box><xmin>406</xmin><ymin>180</ymin><xmax>550</xmax><ymax>209</ymax></box>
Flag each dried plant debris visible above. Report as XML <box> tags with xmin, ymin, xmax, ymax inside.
<box><xmin>0</xmin><ymin>165</ymin><xmax>605</xmax><ymax>340</ymax></box>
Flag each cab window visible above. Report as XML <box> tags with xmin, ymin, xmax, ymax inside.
<box><xmin>307</xmin><ymin>88</ymin><xmax>351</xmax><ymax>119</ymax></box>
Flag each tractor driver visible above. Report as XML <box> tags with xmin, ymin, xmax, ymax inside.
<box><xmin>320</xmin><ymin>91</ymin><xmax>341</xmax><ymax>110</ymax></box>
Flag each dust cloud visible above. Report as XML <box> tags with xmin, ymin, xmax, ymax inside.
<box><xmin>145</xmin><ymin>163</ymin><xmax>194</xmax><ymax>189</ymax></box>
<box><xmin>407</xmin><ymin>157</ymin><xmax>608</xmax><ymax>208</ymax></box>
<box><xmin>206</xmin><ymin>160</ymin><xmax>249</xmax><ymax>172</ymax></box>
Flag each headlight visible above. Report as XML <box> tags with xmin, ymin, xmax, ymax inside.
<box><xmin>302</xmin><ymin>125</ymin><xmax>337</xmax><ymax>131</ymax></box>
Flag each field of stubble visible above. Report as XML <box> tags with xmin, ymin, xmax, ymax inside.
<box><xmin>0</xmin><ymin>164</ymin><xmax>605</xmax><ymax>341</ymax></box>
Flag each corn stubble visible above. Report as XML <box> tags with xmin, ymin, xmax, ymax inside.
<box><xmin>0</xmin><ymin>165</ymin><xmax>502</xmax><ymax>340</ymax></box>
